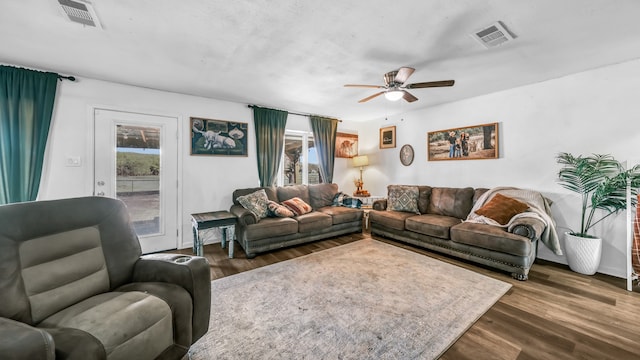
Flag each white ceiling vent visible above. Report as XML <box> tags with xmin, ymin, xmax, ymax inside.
<box><xmin>472</xmin><ymin>21</ymin><xmax>514</xmax><ymax>49</ymax></box>
<box><xmin>58</xmin><ymin>0</ymin><xmax>102</xmax><ymax>28</ymax></box>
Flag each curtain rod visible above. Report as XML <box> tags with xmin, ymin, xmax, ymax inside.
<box><xmin>247</xmin><ymin>104</ymin><xmax>341</xmax><ymax>122</ymax></box>
<box><xmin>57</xmin><ymin>75</ymin><xmax>76</xmax><ymax>82</ymax></box>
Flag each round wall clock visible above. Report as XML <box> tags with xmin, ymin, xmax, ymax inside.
<box><xmin>400</xmin><ymin>144</ymin><xmax>414</xmax><ymax>166</ymax></box>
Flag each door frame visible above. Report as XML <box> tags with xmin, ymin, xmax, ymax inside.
<box><xmin>88</xmin><ymin>105</ymin><xmax>184</xmax><ymax>249</ymax></box>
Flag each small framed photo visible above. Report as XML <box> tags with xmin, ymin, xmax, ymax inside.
<box><xmin>427</xmin><ymin>122</ymin><xmax>499</xmax><ymax>161</ymax></box>
<box><xmin>190</xmin><ymin>117</ymin><xmax>248</xmax><ymax>156</ymax></box>
<box><xmin>379</xmin><ymin>125</ymin><xmax>396</xmax><ymax>149</ymax></box>
<box><xmin>335</xmin><ymin>132</ymin><xmax>359</xmax><ymax>158</ymax></box>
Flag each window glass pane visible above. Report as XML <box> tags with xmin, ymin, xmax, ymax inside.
<box><xmin>307</xmin><ymin>138</ymin><xmax>321</xmax><ymax>184</ymax></box>
<box><xmin>282</xmin><ymin>134</ymin><xmax>303</xmax><ymax>185</ymax></box>
<box><xmin>115</xmin><ymin>125</ymin><xmax>161</xmax><ymax>236</ymax></box>
<box><xmin>281</xmin><ymin>132</ymin><xmax>322</xmax><ymax>186</ymax></box>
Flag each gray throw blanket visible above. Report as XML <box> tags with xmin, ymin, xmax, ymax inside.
<box><xmin>466</xmin><ymin>187</ymin><xmax>562</xmax><ymax>255</ymax></box>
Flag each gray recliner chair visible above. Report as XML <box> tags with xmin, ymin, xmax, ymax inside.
<box><xmin>0</xmin><ymin>196</ymin><xmax>211</xmax><ymax>360</ymax></box>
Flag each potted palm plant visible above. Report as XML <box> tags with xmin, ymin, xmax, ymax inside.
<box><xmin>556</xmin><ymin>152</ymin><xmax>640</xmax><ymax>275</ymax></box>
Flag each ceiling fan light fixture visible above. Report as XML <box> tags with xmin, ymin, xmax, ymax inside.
<box><xmin>384</xmin><ymin>90</ymin><xmax>404</xmax><ymax>101</ymax></box>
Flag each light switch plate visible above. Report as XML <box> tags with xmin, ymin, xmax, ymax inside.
<box><xmin>65</xmin><ymin>156</ymin><xmax>82</xmax><ymax>167</ymax></box>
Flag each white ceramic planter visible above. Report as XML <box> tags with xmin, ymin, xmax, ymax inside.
<box><xmin>564</xmin><ymin>232</ymin><xmax>602</xmax><ymax>275</ymax></box>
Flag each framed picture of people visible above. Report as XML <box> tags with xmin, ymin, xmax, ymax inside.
<box><xmin>190</xmin><ymin>117</ymin><xmax>248</xmax><ymax>156</ymax></box>
<box><xmin>427</xmin><ymin>122</ymin><xmax>499</xmax><ymax>161</ymax></box>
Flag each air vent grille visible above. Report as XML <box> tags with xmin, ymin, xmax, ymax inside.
<box><xmin>58</xmin><ymin>0</ymin><xmax>101</xmax><ymax>28</ymax></box>
<box><xmin>473</xmin><ymin>21</ymin><xmax>514</xmax><ymax>48</ymax></box>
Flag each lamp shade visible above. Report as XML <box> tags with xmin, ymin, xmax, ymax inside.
<box><xmin>352</xmin><ymin>155</ymin><xmax>369</xmax><ymax>168</ymax></box>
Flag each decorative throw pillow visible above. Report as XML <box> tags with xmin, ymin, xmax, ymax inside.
<box><xmin>387</xmin><ymin>185</ymin><xmax>420</xmax><ymax>214</ymax></box>
<box><xmin>237</xmin><ymin>189</ymin><xmax>270</xmax><ymax>219</ymax></box>
<box><xmin>474</xmin><ymin>193</ymin><xmax>529</xmax><ymax>225</ymax></box>
<box><xmin>267</xmin><ymin>200</ymin><xmax>295</xmax><ymax>218</ymax></box>
<box><xmin>281</xmin><ymin>197</ymin><xmax>313</xmax><ymax>216</ymax></box>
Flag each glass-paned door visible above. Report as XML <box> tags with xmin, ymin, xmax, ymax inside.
<box><xmin>94</xmin><ymin>109</ymin><xmax>178</xmax><ymax>253</ymax></box>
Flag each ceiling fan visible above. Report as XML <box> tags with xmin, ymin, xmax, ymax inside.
<box><xmin>344</xmin><ymin>67</ymin><xmax>454</xmax><ymax>103</ymax></box>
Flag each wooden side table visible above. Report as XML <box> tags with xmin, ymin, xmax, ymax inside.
<box><xmin>355</xmin><ymin>196</ymin><xmax>384</xmax><ymax>230</ymax></box>
<box><xmin>354</xmin><ymin>195</ymin><xmax>385</xmax><ymax>209</ymax></box>
<box><xmin>362</xmin><ymin>208</ymin><xmax>371</xmax><ymax>230</ymax></box>
<box><xmin>191</xmin><ymin>211</ymin><xmax>237</xmax><ymax>258</ymax></box>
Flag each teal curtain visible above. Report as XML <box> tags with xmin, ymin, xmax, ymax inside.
<box><xmin>310</xmin><ymin>115</ymin><xmax>338</xmax><ymax>183</ymax></box>
<box><xmin>252</xmin><ymin>106</ymin><xmax>288</xmax><ymax>187</ymax></box>
<box><xmin>0</xmin><ymin>66</ymin><xmax>59</xmax><ymax>204</ymax></box>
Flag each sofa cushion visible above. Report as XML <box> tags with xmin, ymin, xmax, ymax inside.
<box><xmin>296</xmin><ymin>212</ymin><xmax>333</xmax><ymax>233</ymax></box>
<box><xmin>450</xmin><ymin>221</ymin><xmax>532</xmax><ymax>257</ymax></box>
<box><xmin>474</xmin><ymin>188</ymin><xmax>489</xmax><ymax>205</ymax></box>
<box><xmin>244</xmin><ymin>217</ymin><xmax>298</xmax><ymax>240</ymax></box>
<box><xmin>233</xmin><ymin>187</ymin><xmax>277</xmax><ymax>205</ymax></box>
<box><xmin>277</xmin><ymin>184</ymin><xmax>311</xmax><ymax>204</ymax></box>
<box><xmin>317</xmin><ymin>206</ymin><xmax>363</xmax><ymax>225</ymax></box>
<box><xmin>405</xmin><ymin>214</ymin><xmax>462</xmax><ymax>239</ymax></box>
<box><xmin>427</xmin><ymin>187</ymin><xmax>475</xmax><ymax>219</ymax></box>
<box><xmin>237</xmin><ymin>189</ymin><xmax>270</xmax><ymax>219</ymax></box>
<box><xmin>308</xmin><ymin>183</ymin><xmax>339</xmax><ymax>209</ymax></box>
<box><xmin>39</xmin><ymin>291</ymin><xmax>173</xmax><ymax>360</ymax></box>
<box><xmin>387</xmin><ymin>185</ymin><xmax>420</xmax><ymax>214</ymax></box>
<box><xmin>19</xmin><ymin>227</ymin><xmax>110</xmax><ymax>323</ymax></box>
<box><xmin>417</xmin><ymin>186</ymin><xmax>432</xmax><ymax>214</ymax></box>
<box><xmin>116</xmin><ymin>282</ymin><xmax>193</xmax><ymax>348</ymax></box>
<box><xmin>267</xmin><ymin>200</ymin><xmax>295</xmax><ymax>218</ymax></box>
<box><xmin>282</xmin><ymin>197</ymin><xmax>313</xmax><ymax>216</ymax></box>
<box><xmin>369</xmin><ymin>210</ymin><xmax>416</xmax><ymax>231</ymax></box>
<box><xmin>474</xmin><ymin>193</ymin><xmax>529</xmax><ymax>225</ymax></box>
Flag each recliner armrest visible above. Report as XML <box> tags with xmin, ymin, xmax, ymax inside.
<box><xmin>230</xmin><ymin>204</ymin><xmax>258</xmax><ymax>226</ymax></box>
<box><xmin>508</xmin><ymin>217</ymin><xmax>545</xmax><ymax>240</ymax></box>
<box><xmin>132</xmin><ymin>254</ymin><xmax>211</xmax><ymax>341</ymax></box>
<box><xmin>0</xmin><ymin>317</ymin><xmax>55</xmax><ymax>360</ymax></box>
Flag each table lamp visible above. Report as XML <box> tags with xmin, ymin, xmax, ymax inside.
<box><xmin>352</xmin><ymin>155</ymin><xmax>370</xmax><ymax>197</ymax></box>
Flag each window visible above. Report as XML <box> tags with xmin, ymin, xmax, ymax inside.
<box><xmin>279</xmin><ymin>130</ymin><xmax>321</xmax><ymax>186</ymax></box>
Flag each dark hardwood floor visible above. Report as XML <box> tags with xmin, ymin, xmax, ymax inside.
<box><xmin>174</xmin><ymin>230</ymin><xmax>640</xmax><ymax>359</ymax></box>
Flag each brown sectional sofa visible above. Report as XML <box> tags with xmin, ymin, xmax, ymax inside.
<box><xmin>370</xmin><ymin>186</ymin><xmax>550</xmax><ymax>280</ymax></box>
<box><xmin>230</xmin><ymin>183</ymin><xmax>363</xmax><ymax>258</ymax></box>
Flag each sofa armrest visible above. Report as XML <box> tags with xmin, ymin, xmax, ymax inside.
<box><xmin>132</xmin><ymin>254</ymin><xmax>211</xmax><ymax>341</ymax></box>
<box><xmin>508</xmin><ymin>217</ymin><xmax>546</xmax><ymax>240</ymax></box>
<box><xmin>372</xmin><ymin>199</ymin><xmax>387</xmax><ymax>211</ymax></box>
<box><xmin>230</xmin><ymin>204</ymin><xmax>258</xmax><ymax>226</ymax></box>
<box><xmin>0</xmin><ymin>317</ymin><xmax>55</xmax><ymax>360</ymax></box>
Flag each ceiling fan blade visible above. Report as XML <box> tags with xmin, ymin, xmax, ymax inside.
<box><xmin>344</xmin><ymin>84</ymin><xmax>385</xmax><ymax>89</ymax></box>
<box><xmin>402</xmin><ymin>90</ymin><xmax>418</xmax><ymax>103</ymax></box>
<box><xmin>394</xmin><ymin>67</ymin><xmax>415</xmax><ymax>84</ymax></box>
<box><xmin>406</xmin><ymin>80</ymin><xmax>455</xmax><ymax>89</ymax></box>
<box><xmin>358</xmin><ymin>91</ymin><xmax>385</xmax><ymax>103</ymax></box>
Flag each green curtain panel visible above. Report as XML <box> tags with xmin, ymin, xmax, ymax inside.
<box><xmin>252</xmin><ymin>106</ymin><xmax>288</xmax><ymax>187</ymax></box>
<box><xmin>310</xmin><ymin>115</ymin><xmax>338</xmax><ymax>183</ymax></box>
<box><xmin>0</xmin><ymin>66</ymin><xmax>59</xmax><ymax>204</ymax></box>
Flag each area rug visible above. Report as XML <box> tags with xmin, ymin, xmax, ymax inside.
<box><xmin>189</xmin><ymin>239</ymin><xmax>511</xmax><ymax>359</ymax></box>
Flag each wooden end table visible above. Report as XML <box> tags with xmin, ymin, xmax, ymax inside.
<box><xmin>191</xmin><ymin>211</ymin><xmax>237</xmax><ymax>258</ymax></box>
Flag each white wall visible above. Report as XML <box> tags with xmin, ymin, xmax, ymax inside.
<box><xmin>356</xmin><ymin>58</ymin><xmax>640</xmax><ymax>278</ymax></box>
<box><xmin>35</xmin><ymin>58</ymin><xmax>640</xmax><ymax>277</ymax></box>
<box><xmin>37</xmin><ymin>77</ymin><xmax>362</xmax><ymax>249</ymax></box>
